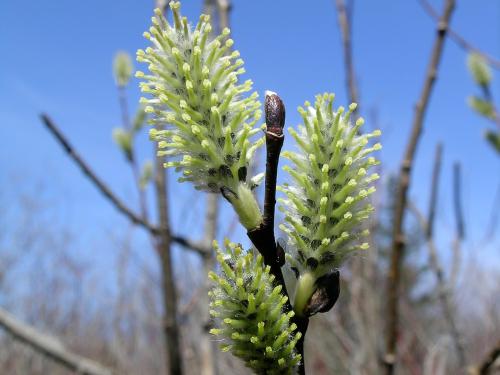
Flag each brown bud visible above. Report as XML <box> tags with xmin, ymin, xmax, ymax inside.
<box><xmin>303</xmin><ymin>270</ymin><xmax>340</xmax><ymax>316</ymax></box>
<box><xmin>265</xmin><ymin>91</ymin><xmax>285</xmax><ymax>136</ymax></box>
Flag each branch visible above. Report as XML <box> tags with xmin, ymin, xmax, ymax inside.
<box><xmin>216</xmin><ymin>0</ymin><xmax>231</xmax><ymax>31</ymax></box>
<box><xmin>0</xmin><ymin>307</ymin><xmax>113</xmax><ymax>375</ymax></box>
<box><xmin>453</xmin><ymin>162</ymin><xmax>465</xmax><ymax>240</ymax></box>
<box><xmin>418</xmin><ymin>0</ymin><xmax>500</xmax><ymax>70</ymax></box>
<box><xmin>40</xmin><ymin>114</ymin><xmax>209</xmax><ymax>256</ymax></box>
<box><xmin>335</xmin><ymin>0</ymin><xmax>360</xmax><ymax>108</ymax></box>
<box><xmin>410</xmin><ymin>144</ymin><xmax>466</xmax><ymax>368</ymax></box>
<box><xmin>384</xmin><ymin>1</ymin><xmax>456</xmax><ymax>373</ymax></box>
<box><xmin>426</xmin><ymin>143</ymin><xmax>442</xmax><ymax>239</ymax></box>
<box><xmin>40</xmin><ymin>114</ymin><xmax>157</xmax><ymax>233</ymax></box>
<box><xmin>450</xmin><ymin>161</ymin><xmax>465</xmax><ymax>287</ymax></box>
<box><xmin>477</xmin><ymin>340</ymin><xmax>500</xmax><ymax>375</ymax></box>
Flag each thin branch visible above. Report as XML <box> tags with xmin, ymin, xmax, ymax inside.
<box><xmin>384</xmin><ymin>1</ymin><xmax>456</xmax><ymax>373</ymax></box>
<box><xmin>246</xmin><ymin>92</ymin><xmax>310</xmax><ymax>375</ymax></box>
<box><xmin>335</xmin><ymin>0</ymin><xmax>360</xmax><ymax>108</ymax></box>
<box><xmin>40</xmin><ymin>114</ymin><xmax>157</xmax><ymax>233</ymax></box>
<box><xmin>418</xmin><ymin>0</ymin><xmax>500</xmax><ymax>70</ymax></box>
<box><xmin>426</xmin><ymin>143</ymin><xmax>442</xmax><ymax>239</ymax></box>
<box><xmin>450</xmin><ymin>162</ymin><xmax>465</xmax><ymax>287</ymax></box>
<box><xmin>40</xmin><ymin>114</ymin><xmax>209</xmax><ymax>256</ymax></box>
<box><xmin>410</xmin><ymin>144</ymin><xmax>466</xmax><ymax>368</ymax></box>
<box><xmin>154</xmin><ymin>138</ymin><xmax>183</xmax><ymax>375</ymax></box>
<box><xmin>216</xmin><ymin>0</ymin><xmax>231</xmax><ymax>31</ymax></box>
<box><xmin>477</xmin><ymin>340</ymin><xmax>500</xmax><ymax>375</ymax></box>
<box><xmin>0</xmin><ymin>307</ymin><xmax>113</xmax><ymax>375</ymax></box>
<box><xmin>117</xmin><ymin>84</ymin><xmax>150</xmax><ymax>221</ymax></box>
<box><xmin>453</xmin><ymin>162</ymin><xmax>465</xmax><ymax>240</ymax></box>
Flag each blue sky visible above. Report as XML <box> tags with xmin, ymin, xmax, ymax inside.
<box><xmin>0</xmin><ymin>0</ymin><xmax>499</xmax><ymax>283</ymax></box>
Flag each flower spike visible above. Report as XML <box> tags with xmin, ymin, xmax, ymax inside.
<box><xmin>279</xmin><ymin>93</ymin><xmax>381</xmax><ymax>315</ymax></box>
<box><xmin>209</xmin><ymin>240</ymin><xmax>302</xmax><ymax>374</ymax></box>
<box><xmin>137</xmin><ymin>2</ymin><xmax>264</xmax><ymax>229</ymax></box>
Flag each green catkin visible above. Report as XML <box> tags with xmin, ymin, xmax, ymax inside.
<box><xmin>209</xmin><ymin>240</ymin><xmax>302</xmax><ymax>374</ymax></box>
<box><xmin>137</xmin><ymin>2</ymin><xmax>263</xmax><ymax>229</ymax></box>
<box><xmin>278</xmin><ymin>93</ymin><xmax>381</xmax><ymax>315</ymax></box>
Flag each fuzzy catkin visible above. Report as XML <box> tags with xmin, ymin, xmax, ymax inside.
<box><xmin>209</xmin><ymin>240</ymin><xmax>302</xmax><ymax>374</ymax></box>
<box><xmin>136</xmin><ymin>2</ymin><xmax>265</xmax><ymax>229</ymax></box>
<box><xmin>279</xmin><ymin>93</ymin><xmax>381</xmax><ymax>284</ymax></box>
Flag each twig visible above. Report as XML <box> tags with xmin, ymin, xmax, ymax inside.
<box><xmin>426</xmin><ymin>143</ymin><xmax>442</xmax><ymax>239</ymax></box>
<box><xmin>117</xmin><ymin>84</ymin><xmax>150</xmax><ymax>221</ymax></box>
<box><xmin>453</xmin><ymin>162</ymin><xmax>465</xmax><ymax>240</ymax></box>
<box><xmin>334</xmin><ymin>0</ymin><xmax>360</xmax><ymax>108</ymax></box>
<box><xmin>154</xmin><ymin>138</ymin><xmax>183</xmax><ymax>375</ymax></box>
<box><xmin>40</xmin><ymin>114</ymin><xmax>210</xmax><ymax>256</ymax></box>
<box><xmin>40</xmin><ymin>114</ymin><xmax>157</xmax><ymax>232</ymax></box>
<box><xmin>0</xmin><ymin>306</ymin><xmax>113</xmax><ymax>375</ymax></box>
<box><xmin>450</xmin><ymin>162</ymin><xmax>464</xmax><ymax>287</ymax></box>
<box><xmin>384</xmin><ymin>1</ymin><xmax>456</xmax><ymax>373</ymax></box>
<box><xmin>476</xmin><ymin>340</ymin><xmax>500</xmax><ymax>375</ymax></box>
<box><xmin>418</xmin><ymin>0</ymin><xmax>500</xmax><ymax>70</ymax></box>
<box><xmin>246</xmin><ymin>92</ymin><xmax>310</xmax><ymax>375</ymax></box>
<box><xmin>216</xmin><ymin>0</ymin><xmax>231</xmax><ymax>31</ymax></box>
<box><xmin>411</xmin><ymin>144</ymin><xmax>467</xmax><ymax>369</ymax></box>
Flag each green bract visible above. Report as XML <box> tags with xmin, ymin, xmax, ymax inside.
<box><xmin>209</xmin><ymin>240</ymin><xmax>302</xmax><ymax>374</ymax></box>
<box><xmin>136</xmin><ymin>2</ymin><xmax>264</xmax><ymax>229</ymax></box>
<box><xmin>278</xmin><ymin>93</ymin><xmax>381</xmax><ymax>314</ymax></box>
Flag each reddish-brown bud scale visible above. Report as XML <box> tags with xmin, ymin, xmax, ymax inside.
<box><xmin>265</xmin><ymin>91</ymin><xmax>285</xmax><ymax>136</ymax></box>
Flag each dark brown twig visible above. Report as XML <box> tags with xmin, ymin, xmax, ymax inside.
<box><xmin>384</xmin><ymin>1</ymin><xmax>456</xmax><ymax>373</ymax></box>
<box><xmin>246</xmin><ymin>92</ymin><xmax>309</xmax><ymax>374</ymax></box>
<box><xmin>335</xmin><ymin>0</ymin><xmax>360</xmax><ymax>108</ymax></box>
<box><xmin>40</xmin><ymin>114</ymin><xmax>210</xmax><ymax>257</ymax></box>
<box><xmin>418</xmin><ymin>0</ymin><xmax>500</xmax><ymax>70</ymax></box>
<box><xmin>477</xmin><ymin>340</ymin><xmax>500</xmax><ymax>375</ymax></box>
<box><xmin>0</xmin><ymin>307</ymin><xmax>113</xmax><ymax>375</ymax></box>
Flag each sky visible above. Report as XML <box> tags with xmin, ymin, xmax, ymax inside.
<box><xmin>0</xmin><ymin>0</ymin><xmax>499</xmax><ymax>287</ymax></box>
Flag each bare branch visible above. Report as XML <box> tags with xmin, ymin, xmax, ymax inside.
<box><xmin>409</xmin><ymin>144</ymin><xmax>466</xmax><ymax>368</ymax></box>
<box><xmin>335</xmin><ymin>0</ymin><xmax>360</xmax><ymax>108</ymax></box>
<box><xmin>476</xmin><ymin>340</ymin><xmax>500</xmax><ymax>375</ymax></box>
<box><xmin>453</xmin><ymin>162</ymin><xmax>465</xmax><ymax>240</ymax></box>
<box><xmin>0</xmin><ymin>307</ymin><xmax>113</xmax><ymax>375</ymax></box>
<box><xmin>216</xmin><ymin>0</ymin><xmax>231</xmax><ymax>31</ymax></box>
<box><xmin>40</xmin><ymin>114</ymin><xmax>158</xmax><ymax>233</ymax></box>
<box><xmin>40</xmin><ymin>114</ymin><xmax>209</xmax><ymax>257</ymax></box>
<box><xmin>418</xmin><ymin>0</ymin><xmax>500</xmax><ymax>70</ymax></box>
<box><xmin>426</xmin><ymin>143</ymin><xmax>442</xmax><ymax>239</ymax></box>
<box><xmin>384</xmin><ymin>1</ymin><xmax>456</xmax><ymax>373</ymax></box>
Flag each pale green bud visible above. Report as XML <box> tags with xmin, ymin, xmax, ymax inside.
<box><xmin>113</xmin><ymin>51</ymin><xmax>134</xmax><ymax>87</ymax></box>
<box><xmin>467</xmin><ymin>53</ymin><xmax>492</xmax><ymax>87</ymax></box>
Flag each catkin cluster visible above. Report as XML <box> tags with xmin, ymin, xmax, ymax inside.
<box><xmin>278</xmin><ymin>94</ymin><xmax>381</xmax><ymax>312</ymax></box>
<box><xmin>137</xmin><ymin>2</ymin><xmax>263</xmax><ymax>229</ymax></box>
<box><xmin>209</xmin><ymin>241</ymin><xmax>302</xmax><ymax>374</ymax></box>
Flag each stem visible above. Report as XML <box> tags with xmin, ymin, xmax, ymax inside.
<box><xmin>384</xmin><ymin>1</ymin><xmax>456</xmax><ymax>373</ymax></box>
<box><xmin>154</xmin><ymin>153</ymin><xmax>183</xmax><ymax>375</ymax></box>
<box><xmin>246</xmin><ymin>92</ymin><xmax>310</xmax><ymax>374</ymax></box>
